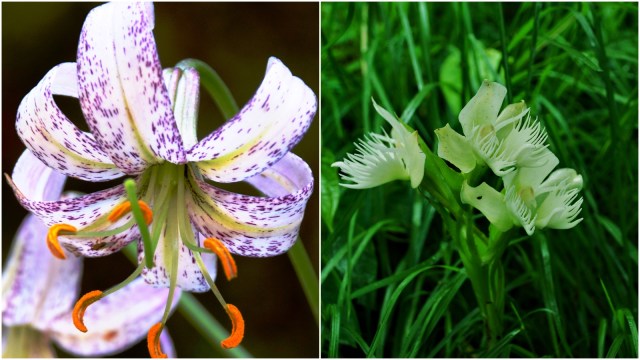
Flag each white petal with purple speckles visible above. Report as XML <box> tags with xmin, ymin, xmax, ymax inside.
<box><xmin>49</xmin><ymin>277</ymin><xmax>180</xmax><ymax>357</ymax></box>
<box><xmin>140</xmin><ymin>228</ymin><xmax>217</xmax><ymax>292</ymax></box>
<box><xmin>187</xmin><ymin>57</ymin><xmax>316</xmax><ymax>183</ymax></box>
<box><xmin>2</xmin><ymin>214</ymin><xmax>82</xmax><ymax>329</ymax></box>
<box><xmin>10</xmin><ymin>150</ymin><xmax>67</xmax><ymax>202</ymax></box>
<box><xmin>164</xmin><ymin>67</ymin><xmax>200</xmax><ymax>149</ymax></box>
<box><xmin>245</xmin><ymin>152</ymin><xmax>314</xmax><ymax>198</ymax></box>
<box><xmin>7</xmin><ymin>172</ymin><xmax>139</xmax><ymax>257</ymax></box>
<box><xmin>16</xmin><ymin>63</ymin><xmax>125</xmax><ymax>182</ymax></box>
<box><xmin>187</xmin><ymin>156</ymin><xmax>314</xmax><ymax>257</ymax></box>
<box><xmin>77</xmin><ymin>3</ymin><xmax>185</xmax><ymax>173</ymax></box>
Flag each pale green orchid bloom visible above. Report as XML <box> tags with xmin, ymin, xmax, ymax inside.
<box><xmin>332</xmin><ymin>99</ymin><xmax>426</xmax><ymax>189</ymax></box>
<box><xmin>462</xmin><ymin>148</ymin><xmax>584</xmax><ymax>235</ymax></box>
<box><xmin>436</xmin><ymin>81</ymin><xmax>548</xmax><ymax>176</ymax></box>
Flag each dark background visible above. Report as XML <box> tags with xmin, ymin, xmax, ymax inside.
<box><xmin>3</xmin><ymin>2</ymin><xmax>319</xmax><ymax>357</ymax></box>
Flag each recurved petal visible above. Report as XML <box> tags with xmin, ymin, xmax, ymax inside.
<box><xmin>2</xmin><ymin>214</ymin><xmax>82</xmax><ymax>328</ymax></box>
<box><xmin>188</xmin><ymin>156</ymin><xmax>314</xmax><ymax>257</ymax></box>
<box><xmin>6</xmin><ymin>175</ymin><xmax>137</xmax><ymax>257</ymax></box>
<box><xmin>187</xmin><ymin>57</ymin><xmax>316</xmax><ymax>183</ymax></box>
<box><xmin>245</xmin><ymin>153</ymin><xmax>313</xmax><ymax>197</ymax></box>
<box><xmin>77</xmin><ymin>2</ymin><xmax>185</xmax><ymax>174</ymax></box>
<box><xmin>49</xmin><ymin>277</ymin><xmax>181</xmax><ymax>357</ymax></box>
<box><xmin>16</xmin><ymin>63</ymin><xmax>125</xmax><ymax>181</ymax></box>
<box><xmin>11</xmin><ymin>150</ymin><xmax>66</xmax><ymax>202</ymax></box>
<box><xmin>140</xmin><ymin>229</ymin><xmax>218</xmax><ymax>292</ymax></box>
<box><xmin>459</xmin><ymin>81</ymin><xmax>506</xmax><ymax>136</ymax></box>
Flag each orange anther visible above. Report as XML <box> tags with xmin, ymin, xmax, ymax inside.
<box><xmin>72</xmin><ymin>290</ymin><xmax>103</xmax><ymax>332</ymax></box>
<box><xmin>46</xmin><ymin>224</ymin><xmax>77</xmax><ymax>260</ymax></box>
<box><xmin>147</xmin><ymin>322</ymin><xmax>167</xmax><ymax>358</ymax></box>
<box><xmin>203</xmin><ymin>238</ymin><xmax>237</xmax><ymax>281</ymax></box>
<box><xmin>221</xmin><ymin>304</ymin><xmax>244</xmax><ymax>349</ymax></box>
<box><xmin>108</xmin><ymin>200</ymin><xmax>153</xmax><ymax>225</ymax></box>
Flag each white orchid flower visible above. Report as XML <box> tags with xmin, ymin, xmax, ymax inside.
<box><xmin>332</xmin><ymin>99</ymin><xmax>426</xmax><ymax>189</ymax></box>
<box><xmin>3</xmin><ymin>151</ymin><xmax>179</xmax><ymax>358</ymax></box>
<box><xmin>461</xmin><ymin>148</ymin><xmax>584</xmax><ymax>235</ymax></box>
<box><xmin>7</xmin><ymin>2</ymin><xmax>316</xmax><ymax>356</ymax></box>
<box><xmin>436</xmin><ymin>80</ymin><xmax>548</xmax><ymax>176</ymax></box>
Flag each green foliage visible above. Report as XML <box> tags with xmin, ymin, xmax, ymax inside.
<box><xmin>321</xmin><ymin>2</ymin><xmax>638</xmax><ymax>357</ymax></box>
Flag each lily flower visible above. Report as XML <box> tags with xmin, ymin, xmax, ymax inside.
<box><xmin>332</xmin><ymin>99</ymin><xmax>426</xmax><ymax>189</ymax></box>
<box><xmin>435</xmin><ymin>80</ymin><xmax>548</xmax><ymax>176</ymax></box>
<box><xmin>461</xmin><ymin>148</ymin><xmax>583</xmax><ymax>235</ymax></box>
<box><xmin>3</xmin><ymin>151</ymin><xmax>179</xmax><ymax>358</ymax></box>
<box><xmin>7</xmin><ymin>2</ymin><xmax>315</xmax><ymax>357</ymax></box>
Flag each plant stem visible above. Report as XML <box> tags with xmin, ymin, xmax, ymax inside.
<box><xmin>288</xmin><ymin>239</ymin><xmax>320</xmax><ymax>324</ymax></box>
<box><xmin>176</xmin><ymin>58</ymin><xmax>239</xmax><ymax>119</ymax></box>
<box><xmin>498</xmin><ymin>3</ymin><xmax>513</xmax><ymax>103</ymax></box>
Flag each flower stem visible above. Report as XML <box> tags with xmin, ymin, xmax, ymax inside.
<box><xmin>288</xmin><ymin>238</ymin><xmax>319</xmax><ymax>324</ymax></box>
<box><xmin>176</xmin><ymin>58</ymin><xmax>239</xmax><ymax>118</ymax></box>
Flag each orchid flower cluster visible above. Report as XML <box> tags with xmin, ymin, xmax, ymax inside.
<box><xmin>334</xmin><ymin>81</ymin><xmax>583</xmax><ymax>238</ymax></box>
<box><xmin>435</xmin><ymin>81</ymin><xmax>583</xmax><ymax>235</ymax></box>
<box><xmin>4</xmin><ymin>2</ymin><xmax>316</xmax><ymax>358</ymax></box>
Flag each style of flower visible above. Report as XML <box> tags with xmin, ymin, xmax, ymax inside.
<box><xmin>3</xmin><ymin>151</ymin><xmax>178</xmax><ymax>358</ymax></box>
<box><xmin>7</xmin><ymin>2</ymin><xmax>316</xmax><ymax>357</ymax></box>
<box><xmin>332</xmin><ymin>99</ymin><xmax>426</xmax><ymax>189</ymax></box>
<box><xmin>435</xmin><ymin>80</ymin><xmax>548</xmax><ymax>176</ymax></box>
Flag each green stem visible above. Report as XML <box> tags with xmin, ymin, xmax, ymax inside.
<box><xmin>288</xmin><ymin>239</ymin><xmax>320</xmax><ymax>325</ymax></box>
<box><xmin>498</xmin><ymin>3</ymin><xmax>512</xmax><ymax>103</ymax></box>
<box><xmin>176</xmin><ymin>58</ymin><xmax>239</xmax><ymax>118</ymax></box>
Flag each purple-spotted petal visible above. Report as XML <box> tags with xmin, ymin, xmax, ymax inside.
<box><xmin>6</xmin><ymin>174</ymin><xmax>138</xmax><ymax>257</ymax></box>
<box><xmin>49</xmin><ymin>277</ymin><xmax>180</xmax><ymax>357</ymax></box>
<box><xmin>245</xmin><ymin>152</ymin><xmax>314</xmax><ymax>197</ymax></box>
<box><xmin>163</xmin><ymin>67</ymin><xmax>200</xmax><ymax>149</ymax></box>
<box><xmin>77</xmin><ymin>2</ymin><xmax>185</xmax><ymax>173</ymax></box>
<box><xmin>11</xmin><ymin>150</ymin><xmax>66</xmax><ymax>202</ymax></box>
<box><xmin>140</xmin><ymin>229</ymin><xmax>218</xmax><ymax>292</ymax></box>
<box><xmin>187</xmin><ymin>57</ymin><xmax>316</xmax><ymax>183</ymax></box>
<box><xmin>2</xmin><ymin>214</ymin><xmax>82</xmax><ymax>329</ymax></box>
<box><xmin>188</xmin><ymin>153</ymin><xmax>314</xmax><ymax>257</ymax></box>
<box><xmin>16</xmin><ymin>63</ymin><xmax>124</xmax><ymax>181</ymax></box>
